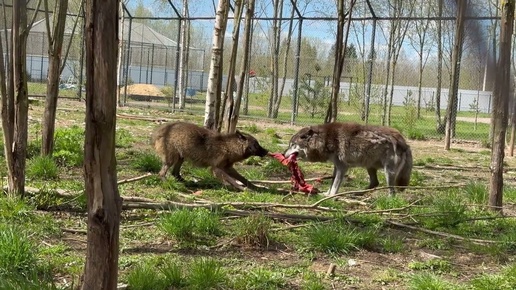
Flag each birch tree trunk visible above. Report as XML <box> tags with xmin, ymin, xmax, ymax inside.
<box><xmin>204</xmin><ymin>0</ymin><xmax>229</xmax><ymax>130</ymax></box>
<box><xmin>41</xmin><ymin>0</ymin><xmax>69</xmax><ymax>156</ymax></box>
<box><xmin>177</xmin><ymin>0</ymin><xmax>189</xmax><ymax>110</ymax></box>
<box><xmin>274</xmin><ymin>1</ymin><xmax>296</xmax><ymax>118</ymax></box>
<box><xmin>489</xmin><ymin>0</ymin><xmax>514</xmax><ymax>213</ymax></box>
<box><xmin>81</xmin><ymin>0</ymin><xmax>122</xmax><ymax>288</ymax></box>
<box><xmin>221</xmin><ymin>0</ymin><xmax>243</xmax><ymax>132</ymax></box>
<box><xmin>267</xmin><ymin>0</ymin><xmax>282</xmax><ymax>118</ymax></box>
<box><xmin>228</xmin><ymin>0</ymin><xmax>255</xmax><ymax>133</ymax></box>
<box><xmin>444</xmin><ymin>0</ymin><xmax>466</xmax><ymax>150</ymax></box>
<box><xmin>435</xmin><ymin>0</ymin><xmax>444</xmax><ymax>133</ymax></box>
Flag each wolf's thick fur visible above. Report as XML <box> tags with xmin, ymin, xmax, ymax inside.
<box><xmin>152</xmin><ymin>122</ymin><xmax>268</xmax><ymax>190</ymax></box>
<box><xmin>284</xmin><ymin>122</ymin><xmax>412</xmax><ymax>196</ymax></box>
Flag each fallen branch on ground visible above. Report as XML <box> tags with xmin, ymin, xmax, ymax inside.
<box><xmin>250</xmin><ymin>176</ymin><xmax>333</xmax><ymax>184</ymax></box>
<box><xmin>118</xmin><ymin>173</ymin><xmax>153</xmax><ymax>185</ymax></box>
<box><xmin>386</xmin><ymin>220</ymin><xmax>497</xmax><ymax>245</ymax></box>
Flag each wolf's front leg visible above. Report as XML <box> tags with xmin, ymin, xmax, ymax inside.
<box><xmin>224</xmin><ymin>166</ymin><xmax>261</xmax><ymax>190</ymax></box>
<box><xmin>325</xmin><ymin>162</ymin><xmax>347</xmax><ymax>196</ymax></box>
<box><xmin>212</xmin><ymin>167</ymin><xmax>247</xmax><ymax>191</ymax></box>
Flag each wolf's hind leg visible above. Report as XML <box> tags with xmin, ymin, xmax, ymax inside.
<box><xmin>384</xmin><ymin>164</ymin><xmax>397</xmax><ymax>196</ymax></box>
<box><xmin>171</xmin><ymin>158</ymin><xmax>185</xmax><ymax>182</ymax></box>
<box><xmin>325</xmin><ymin>162</ymin><xmax>347</xmax><ymax>196</ymax></box>
<box><xmin>366</xmin><ymin>168</ymin><xmax>380</xmax><ymax>189</ymax></box>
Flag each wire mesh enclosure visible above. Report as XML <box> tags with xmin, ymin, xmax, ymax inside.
<box><xmin>8</xmin><ymin>0</ymin><xmax>503</xmax><ymax>144</ymax></box>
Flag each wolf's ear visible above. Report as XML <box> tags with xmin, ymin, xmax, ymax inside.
<box><xmin>236</xmin><ymin>130</ymin><xmax>247</xmax><ymax>140</ymax></box>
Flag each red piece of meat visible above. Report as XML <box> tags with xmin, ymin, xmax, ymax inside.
<box><xmin>269</xmin><ymin>152</ymin><xmax>319</xmax><ymax>195</ymax></box>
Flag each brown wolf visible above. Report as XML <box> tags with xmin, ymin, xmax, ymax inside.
<box><xmin>152</xmin><ymin>121</ymin><xmax>268</xmax><ymax>190</ymax></box>
<box><xmin>284</xmin><ymin>122</ymin><xmax>412</xmax><ymax>196</ymax></box>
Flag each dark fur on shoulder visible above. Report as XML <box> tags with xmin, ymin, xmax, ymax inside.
<box><xmin>284</xmin><ymin>122</ymin><xmax>412</xmax><ymax>196</ymax></box>
<box><xmin>152</xmin><ymin>122</ymin><xmax>268</xmax><ymax>190</ymax></box>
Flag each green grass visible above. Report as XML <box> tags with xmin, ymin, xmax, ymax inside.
<box><xmin>304</xmin><ymin>222</ymin><xmax>377</xmax><ymax>255</ymax></box>
<box><xmin>53</xmin><ymin>125</ymin><xmax>84</xmax><ymax>167</ymax></box>
<box><xmin>231</xmin><ymin>214</ymin><xmax>273</xmax><ymax>248</ymax></box>
<box><xmin>27</xmin><ymin>156</ymin><xmax>59</xmax><ymax>180</ymax></box>
<box><xmin>409</xmin><ymin>272</ymin><xmax>460</xmax><ymax>290</ymax></box>
<box><xmin>131</xmin><ymin>151</ymin><xmax>162</xmax><ymax>173</ymax></box>
<box><xmin>234</xmin><ymin>267</ymin><xmax>287</xmax><ymax>290</ymax></box>
<box><xmin>159</xmin><ymin>208</ymin><xmax>221</xmax><ymax>244</ymax></box>
<box><xmin>187</xmin><ymin>258</ymin><xmax>227</xmax><ymax>290</ymax></box>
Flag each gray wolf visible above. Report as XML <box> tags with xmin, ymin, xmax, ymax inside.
<box><xmin>152</xmin><ymin>121</ymin><xmax>268</xmax><ymax>191</ymax></box>
<box><xmin>284</xmin><ymin>122</ymin><xmax>412</xmax><ymax>196</ymax></box>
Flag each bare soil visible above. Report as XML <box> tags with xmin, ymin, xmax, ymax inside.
<box><xmin>121</xmin><ymin>84</ymin><xmax>165</xmax><ymax>96</ymax></box>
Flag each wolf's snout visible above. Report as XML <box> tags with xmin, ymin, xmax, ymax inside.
<box><xmin>284</xmin><ymin>145</ymin><xmax>300</xmax><ymax>158</ymax></box>
<box><xmin>257</xmin><ymin>146</ymin><xmax>269</xmax><ymax>157</ymax></box>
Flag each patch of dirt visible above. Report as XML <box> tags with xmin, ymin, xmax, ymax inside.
<box><xmin>122</xmin><ymin>84</ymin><xmax>165</xmax><ymax>97</ymax></box>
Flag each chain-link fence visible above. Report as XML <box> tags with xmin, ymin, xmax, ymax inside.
<box><xmin>12</xmin><ymin>0</ymin><xmax>500</xmax><ymax>144</ymax></box>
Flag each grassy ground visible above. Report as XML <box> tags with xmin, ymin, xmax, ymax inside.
<box><xmin>1</xmin><ymin>97</ymin><xmax>515</xmax><ymax>289</ymax></box>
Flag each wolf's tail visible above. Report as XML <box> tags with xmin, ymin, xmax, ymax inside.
<box><xmin>395</xmin><ymin>146</ymin><xmax>412</xmax><ymax>191</ymax></box>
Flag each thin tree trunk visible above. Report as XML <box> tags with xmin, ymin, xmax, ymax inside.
<box><xmin>10</xmin><ymin>0</ymin><xmax>30</xmax><ymax>197</ymax></box>
<box><xmin>177</xmin><ymin>0</ymin><xmax>189</xmax><ymax>110</ymax></box>
<box><xmin>489</xmin><ymin>0</ymin><xmax>514</xmax><ymax>213</ymax></box>
<box><xmin>267</xmin><ymin>0</ymin><xmax>282</xmax><ymax>118</ymax></box>
<box><xmin>435</xmin><ymin>0</ymin><xmax>444</xmax><ymax>133</ymax></box>
<box><xmin>274</xmin><ymin>2</ymin><xmax>296</xmax><ymax>118</ymax></box>
<box><xmin>325</xmin><ymin>0</ymin><xmax>355</xmax><ymax>124</ymax></box>
<box><xmin>80</xmin><ymin>0</ymin><xmax>122</xmax><ymax>288</ymax></box>
<box><xmin>229</xmin><ymin>0</ymin><xmax>256</xmax><ymax>132</ymax></box>
<box><xmin>444</xmin><ymin>0</ymin><xmax>466</xmax><ymax>150</ymax></box>
<box><xmin>221</xmin><ymin>0</ymin><xmax>243</xmax><ymax>132</ymax></box>
<box><xmin>204</xmin><ymin>0</ymin><xmax>229</xmax><ymax>130</ymax></box>
<box><xmin>41</xmin><ymin>0</ymin><xmax>69</xmax><ymax>156</ymax></box>
<box><xmin>0</xmin><ymin>0</ymin><xmax>15</xmax><ymax>195</ymax></box>
<box><xmin>117</xmin><ymin>0</ymin><xmax>124</xmax><ymax>107</ymax></box>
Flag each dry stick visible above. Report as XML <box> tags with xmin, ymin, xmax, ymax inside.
<box><xmin>116</xmin><ymin>113</ymin><xmax>173</xmax><ymax>123</ymax></box>
<box><xmin>61</xmin><ymin>228</ymin><xmax>87</xmax><ymax>235</ymax></box>
<box><xmin>122</xmin><ymin>202</ymin><xmax>333</xmax><ymax>222</ymax></box>
<box><xmin>386</xmin><ymin>220</ymin><xmax>497</xmax><ymax>245</ymax></box>
<box><xmin>250</xmin><ymin>175</ymin><xmax>333</xmax><ymax>184</ymax></box>
<box><xmin>118</xmin><ymin>172</ymin><xmax>153</xmax><ymax>185</ymax></box>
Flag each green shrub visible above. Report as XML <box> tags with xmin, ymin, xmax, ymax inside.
<box><xmin>26</xmin><ymin>156</ymin><xmax>58</xmax><ymax>180</ymax></box>
<box><xmin>304</xmin><ymin>223</ymin><xmax>376</xmax><ymax>255</ymax></box>
<box><xmin>127</xmin><ymin>262</ymin><xmax>167</xmax><ymax>290</ymax></box>
<box><xmin>236</xmin><ymin>267</ymin><xmax>287</xmax><ymax>290</ymax></box>
<box><xmin>116</xmin><ymin>128</ymin><xmax>135</xmax><ymax>148</ymax></box>
<box><xmin>132</xmin><ymin>152</ymin><xmax>162</xmax><ymax>173</ymax></box>
<box><xmin>409</xmin><ymin>273</ymin><xmax>457</xmax><ymax>290</ymax></box>
<box><xmin>0</xmin><ymin>225</ymin><xmax>37</xmax><ymax>276</ymax></box>
<box><xmin>159</xmin><ymin>208</ymin><xmax>221</xmax><ymax>243</ymax></box>
<box><xmin>53</xmin><ymin>126</ymin><xmax>84</xmax><ymax>167</ymax></box>
<box><xmin>187</xmin><ymin>258</ymin><xmax>227</xmax><ymax>290</ymax></box>
<box><xmin>232</xmin><ymin>214</ymin><xmax>273</xmax><ymax>248</ymax></box>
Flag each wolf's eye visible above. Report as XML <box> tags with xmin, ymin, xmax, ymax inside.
<box><xmin>300</xmin><ymin>134</ymin><xmax>308</xmax><ymax>140</ymax></box>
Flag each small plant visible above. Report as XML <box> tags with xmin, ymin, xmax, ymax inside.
<box><xmin>160</xmin><ymin>259</ymin><xmax>185</xmax><ymax>288</ymax></box>
<box><xmin>402</xmin><ymin>90</ymin><xmax>418</xmax><ymax>132</ymax></box>
<box><xmin>26</xmin><ymin>156</ymin><xmax>59</xmax><ymax>180</ymax></box>
<box><xmin>127</xmin><ymin>262</ymin><xmax>167</xmax><ymax>290</ymax></box>
<box><xmin>232</xmin><ymin>214</ymin><xmax>272</xmax><ymax>248</ymax></box>
<box><xmin>243</xmin><ymin>123</ymin><xmax>261</xmax><ymax>134</ymax></box>
<box><xmin>409</xmin><ymin>272</ymin><xmax>457</xmax><ymax>290</ymax></box>
<box><xmin>408</xmin><ymin>259</ymin><xmax>452</xmax><ymax>273</ymax></box>
<box><xmin>187</xmin><ymin>258</ymin><xmax>227</xmax><ymax>290</ymax></box>
<box><xmin>470</xmin><ymin>263</ymin><xmax>516</xmax><ymax>290</ymax></box>
<box><xmin>159</xmin><ymin>208</ymin><xmax>221</xmax><ymax>243</ymax></box>
<box><xmin>418</xmin><ymin>193</ymin><xmax>467</xmax><ymax>229</ymax></box>
<box><xmin>132</xmin><ymin>152</ymin><xmax>162</xmax><ymax>173</ymax></box>
<box><xmin>116</xmin><ymin>128</ymin><xmax>135</xmax><ymax>148</ymax></box>
<box><xmin>298</xmin><ymin>78</ymin><xmax>330</xmax><ymax>118</ymax></box>
<box><xmin>0</xmin><ymin>225</ymin><xmax>37</xmax><ymax>276</ymax></box>
<box><xmin>53</xmin><ymin>126</ymin><xmax>84</xmax><ymax>167</ymax></box>
<box><xmin>26</xmin><ymin>140</ymin><xmax>41</xmax><ymax>159</ymax></box>
<box><xmin>238</xmin><ymin>267</ymin><xmax>287</xmax><ymax>290</ymax></box>
<box><xmin>381</xmin><ymin>236</ymin><xmax>405</xmax><ymax>253</ymax></box>
<box><xmin>304</xmin><ymin>222</ymin><xmax>376</xmax><ymax>255</ymax></box>
<box><xmin>373</xmin><ymin>195</ymin><xmax>408</xmax><ymax>210</ymax></box>
<box><xmin>302</xmin><ymin>272</ymin><xmax>327</xmax><ymax>290</ymax></box>
<box><xmin>465</xmin><ymin>182</ymin><xmax>488</xmax><ymax>204</ymax></box>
